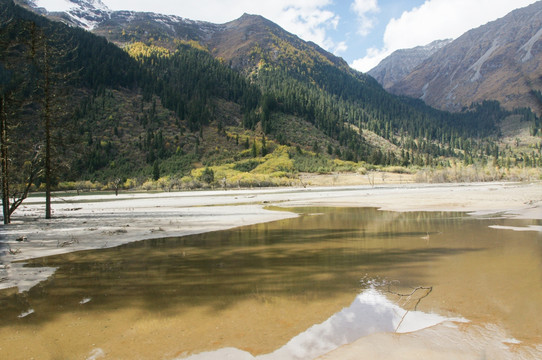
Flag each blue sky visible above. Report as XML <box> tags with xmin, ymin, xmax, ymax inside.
<box><xmin>40</xmin><ymin>0</ymin><xmax>540</xmax><ymax>72</ymax></box>
<box><xmin>326</xmin><ymin>0</ymin><xmax>429</xmax><ymax>69</ymax></box>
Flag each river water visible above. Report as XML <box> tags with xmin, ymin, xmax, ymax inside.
<box><xmin>1</xmin><ymin>207</ymin><xmax>541</xmax><ymax>359</ymax></box>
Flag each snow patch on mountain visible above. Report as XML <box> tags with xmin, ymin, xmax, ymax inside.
<box><xmin>33</xmin><ymin>0</ymin><xmax>76</xmax><ymax>12</ymax></box>
<box><xmin>31</xmin><ymin>0</ymin><xmax>110</xmax><ymax>30</ymax></box>
<box><xmin>28</xmin><ymin>0</ymin><xmax>217</xmax><ymax>33</ymax></box>
<box><xmin>33</xmin><ymin>0</ymin><xmax>108</xmax><ymax>12</ymax></box>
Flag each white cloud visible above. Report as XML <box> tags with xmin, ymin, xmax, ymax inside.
<box><xmin>351</xmin><ymin>0</ymin><xmax>380</xmax><ymax>36</ymax></box>
<box><xmin>351</xmin><ymin>0</ymin><xmax>379</xmax><ymax>14</ymax></box>
<box><xmin>333</xmin><ymin>41</ymin><xmax>348</xmax><ymax>55</ymax></box>
<box><xmin>351</xmin><ymin>0</ymin><xmax>539</xmax><ymax>72</ymax></box>
<box><xmin>103</xmin><ymin>0</ymin><xmax>343</xmax><ymax>54</ymax></box>
<box><xmin>280</xmin><ymin>3</ymin><xmax>340</xmax><ymax>50</ymax></box>
<box><xmin>351</xmin><ymin>47</ymin><xmax>390</xmax><ymax>73</ymax></box>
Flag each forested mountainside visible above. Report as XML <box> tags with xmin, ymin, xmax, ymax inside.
<box><xmin>386</xmin><ymin>1</ymin><xmax>542</xmax><ymax>115</ymax></box>
<box><xmin>1</xmin><ymin>0</ymin><xmax>541</xmax><ymax>198</ymax></box>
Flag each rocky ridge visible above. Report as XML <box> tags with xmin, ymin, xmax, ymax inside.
<box><xmin>368</xmin><ymin>39</ymin><xmax>452</xmax><ymax>89</ymax></box>
<box><xmin>387</xmin><ymin>1</ymin><xmax>542</xmax><ymax>113</ymax></box>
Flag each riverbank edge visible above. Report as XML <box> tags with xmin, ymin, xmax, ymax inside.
<box><xmin>2</xmin><ymin>181</ymin><xmax>541</xmax><ymax>293</ymax></box>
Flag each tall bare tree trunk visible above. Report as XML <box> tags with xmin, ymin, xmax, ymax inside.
<box><xmin>44</xmin><ymin>42</ymin><xmax>51</xmax><ymax>220</ymax></box>
<box><xmin>1</xmin><ymin>95</ymin><xmax>10</xmax><ymax>224</ymax></box>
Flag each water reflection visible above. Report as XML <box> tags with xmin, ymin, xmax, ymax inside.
<box><xmin>0</xmin><ymin>207</ymin><xmax>541</xmax><ymax>359</ymax></box>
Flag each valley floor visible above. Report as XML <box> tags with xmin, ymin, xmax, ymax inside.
<box><xmin>1</xmin><ymin>180</ymin><xmax>542</xmax><ymax>359</ymax></box>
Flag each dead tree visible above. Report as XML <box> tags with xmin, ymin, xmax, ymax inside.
<box><xmin>112</xmin><ymin>177</ymin><xmax>122</xmax><ymax>196</ymax></box>
<box><xmin>0</xmin><ymin>13</ymin><xmax>43</xmax><ymax>224</ymax></box>
<box><xmin>29</xmin><ymin>21</ymin><xmax>79</xmax><ymax>219</ymax></box>
<box><xmin>0</xmin><ymin>95</ymin><xmax>8</xmax><ymax>224</ymax></box>
<box><xmin>43</xmin><ymin>39</ymin><xmax>52</xmax><ymax>219</ymax></box>
<box><xmin>0</xmin><ymin>5</ymin><xmax>77</xmax><ymax>222</ymax></box>
<box><xmin>9</xmin><ymin>145</ymin><xmax>41</xmax><ymax>215</ymax></box>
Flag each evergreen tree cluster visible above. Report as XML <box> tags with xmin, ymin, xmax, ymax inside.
<box><xmin>253</xmin><ymin>59</ymin><xmax>539</xmax><ymax>166</ymax></box>
<box><xmin>133</xmin><ymin>43</ymin><xmax>261</xmax><ymax>131</ymax></box>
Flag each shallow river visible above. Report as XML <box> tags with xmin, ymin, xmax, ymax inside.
<box><xmin>1</xmin><ymin>207</ymin><xmax>541</xmax><ymax>359</ymax></box>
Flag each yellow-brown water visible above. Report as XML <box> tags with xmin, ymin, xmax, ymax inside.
<box><xmin>1</xmin><ymin>207</ymin><xmax>541</xmax><ymax>359</ymax></box>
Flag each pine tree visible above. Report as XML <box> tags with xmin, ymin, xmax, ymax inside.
<box><xmin>252</xmin><ymin>140</ymin><xmax>258</xmax><ymax>158</ymax></box>
<box><xmin>152</xmin><ymin>160</ymin><xmax>160</xmax><ymax>181</ymax></box>
<box><xmin>261</xmin><ymin>135</ymin><xmax>267</xmax><ymax>156</ymax></box>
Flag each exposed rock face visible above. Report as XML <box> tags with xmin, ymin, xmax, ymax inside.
<box><xmin>388</xmin><ymin>1</ymin><xmax>542</xmax><ymax>113</ymax></box>
<box><xmin>368</xmin><ymin>39</ymin><xmax>452</xmax><ymax>89</ymax></box>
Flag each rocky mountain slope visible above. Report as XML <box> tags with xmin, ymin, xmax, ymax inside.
<box><xmin>387</xmin><ymin>1</ymin><xmax>542</xmax><ymax>114</ymax></box>
<box><xmin>368</xmin><ymin>39</ymin><xmax>452</xmax><ymax>89</ymax></box>
<box><xmin>5</xmin><ymin>0</ymin><xmax>539</xmax><ymax>186</ymax></box>
<box><xmin>18</xmin><ymin>1</ymin><xmax>353</xmax><ymax>75</ymax></box>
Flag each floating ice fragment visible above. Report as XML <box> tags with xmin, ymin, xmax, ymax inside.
<box><xmin>489</xmin><ymin>225</ymin><xmax>542</xmax><ymax>232</ymax></box>
<box><xmin>18</xmin><ymin>309</ymin><xmax>34</xmax><ymax>318</ymax></box>
<box><xmin>503</xmin><ymin>338</ymin><xmax>522</xmax><ymax>345</ymax></box>
<box><xmin>87</xmin><ymin>348</ymin><xmax>105</xmax><ymax>360</ymax></box>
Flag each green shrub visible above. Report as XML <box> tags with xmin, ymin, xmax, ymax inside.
<box><xmin>233</xmin><ymin>159</ymin><xmax>262</xmax><ymax>172</ymax></box>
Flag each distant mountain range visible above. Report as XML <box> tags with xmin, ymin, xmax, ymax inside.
<box><xmin>2</xmin><ymin>0</ymin><xmax>539</xmax><ymax>186</ymax></box>
<box><xmin>25</xmin><ymin>0</ymin><xmax>542</xmax><ymax>116</ymax></box>
<box><xmin>370</xmin><ymin>1</ymin><xmax>542</xmax><ymax>114</ymax></box>
<box><xmin>19</xmin><ymin>1</ymin><xmax>354</xmax><ymax>75</ymax></box>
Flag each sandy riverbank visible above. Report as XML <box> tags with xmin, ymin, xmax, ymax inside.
<box><xmin>1</xmin><ymin>181</ymin><xmax>542</xmax><ymax>359</ymax></box>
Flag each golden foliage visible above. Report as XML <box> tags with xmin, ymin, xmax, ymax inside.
<box><xmin>252</xmin><ymin>146</ymin><xmax>294</xmax><ymax>174</ymax></box>
<box><xmin>125</xmin><ymin>42</ymin><xmax>171</xmax><ymax>60</ymax></box>
<box><xmin>188</xmin><ymin>146</ymin><xmax>296</xmax><ymax>187</ymax></box>
<box><xmin>177</xmin><ymin>39</ymin><xmax>208</xmax><ymax>52</ymax></box>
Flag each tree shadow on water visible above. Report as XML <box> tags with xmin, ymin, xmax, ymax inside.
<box><xmin>0</xmin><ymin>241</ymin><xmax>483</xmax><ymax>326</ymax></box>
<box><xmin>0</xmin><ymin>208</ymin><xmax>487</xmax><ymax>325</ymax></box>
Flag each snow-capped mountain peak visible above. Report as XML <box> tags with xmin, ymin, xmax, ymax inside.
<box><xmin>31</xmin><ymin>0</ymin><xmax>110</xmax><ymax>30</ymax></box>
<box><xmin>33</xmin><ymin>0</ymin><xmax>108</xmax><ymax>12</ymax></box>
<box><xmin>25</xmin><ymin>0</ymin><xmax>219</xmax><ymax>38</ymax></box>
